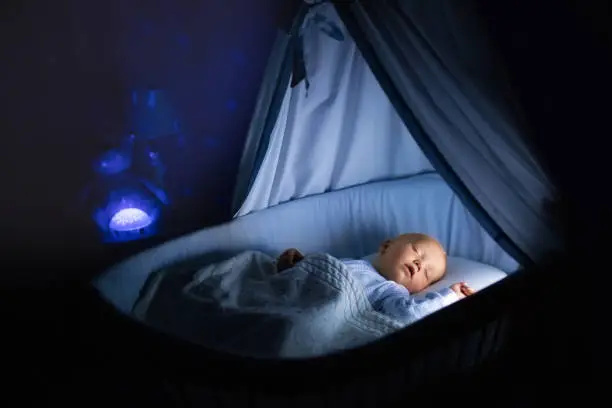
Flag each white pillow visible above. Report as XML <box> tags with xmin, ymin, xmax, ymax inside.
<box><xmin>361</xmin><ymin>254</ymin><xmax>507</xmax><ymax>300</ymax></box>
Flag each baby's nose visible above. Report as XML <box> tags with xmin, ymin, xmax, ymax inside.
<box><xmin>407</xmin><ymin>263</ymin><xmax>417</xmax><ymax>275</ymax></box>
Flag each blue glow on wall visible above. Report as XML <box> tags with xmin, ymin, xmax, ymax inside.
<box><xmin>84</xmin><ymin>160</ymin><xmax>167</xmax><ymax>242</ymax></box>
<box><xmin>82</xmin><ymin>89</ymin><xmax>176</xmax><ymax>243</ymax></box>
<box><xmin>3</xmin><ymin>0</ymin><xmax>286</xmax><ymax>258</ymax></box>
<box><xmin>48</xmin><ymin>0</ymin><xmax>285</xmax><ymax>247</ymax></box>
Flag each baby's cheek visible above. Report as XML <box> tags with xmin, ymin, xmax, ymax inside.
<box><xmin>414</xmin><ymin>276</ymin><xmax>429</xmax><ymax>291</ymax></box>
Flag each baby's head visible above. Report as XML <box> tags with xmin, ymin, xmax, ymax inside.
<box><xmin>373</xmin><ymin>233</ymin><xmax>447</xmax><ymax>293</ymax></box>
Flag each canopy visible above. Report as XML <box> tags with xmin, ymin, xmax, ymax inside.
<box><xmin>232</xmin><ymin>0</ymin><xmax>562</xmax><ymax>266</ymax></box>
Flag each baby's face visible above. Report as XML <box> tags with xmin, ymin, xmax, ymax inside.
<box><xmin>376</xmin><ymin>233</ymin><xmax>446</xmax><ymax>293</ymax></box>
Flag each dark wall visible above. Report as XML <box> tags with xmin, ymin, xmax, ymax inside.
<box><xmin>479</xmin><ymin>0</ymin><xmax>605</xmax><ymax>378</ymax></box>
<box><xmin>478</xmin><ymin>0</ymin><xmax>609</xmax><ymax>202</ymax></box>
<box><xmin>1</xmin><ymin>0</ymin><xmax>287</xmax><ymax>282</ymax></box>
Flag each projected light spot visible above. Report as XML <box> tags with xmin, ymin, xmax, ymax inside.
<box><xmin>109</xmin><ymin>208</ymin><xmax>153</xmax><ymax>232</ymax></box>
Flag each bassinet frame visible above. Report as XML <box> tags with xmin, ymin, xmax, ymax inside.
<box><xmin>66</xmin><ymin>261</ymin><xmax>557</xmax><ymax>405</ymax></box>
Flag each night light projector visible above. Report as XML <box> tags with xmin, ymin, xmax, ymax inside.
<box><xmin>90</xmin><ymin>178</ymin><xmax>165</xmax><ymax>242</ymax></box>
<box><xmin>83</xmin><ymin>137</ymin><xmax>168</xmax><ymax>243</ymax></box>
<box><xmin>109</xmin><ymin>208</ymin><xmax>153</xmax><ymax>232</ymax></box>
<box><xmin>82</xmin><ymin>89</ymin><xmax>176</xmax><ymax>243</ymax></box>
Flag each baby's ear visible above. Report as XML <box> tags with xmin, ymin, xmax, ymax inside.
<box><xmin>379</xmin><ymin>239</ymin><xmax>392</xmax><ymax>254</ymax></box>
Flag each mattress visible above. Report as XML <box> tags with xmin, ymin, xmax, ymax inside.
<box><xmin>93</xmin><ymin>172</ymin><xmax>518</xmax><ymax>315</ymax></box>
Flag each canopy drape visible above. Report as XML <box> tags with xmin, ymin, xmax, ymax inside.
<box><xmin>336</xmin><ymin>0</ymin><xmax>561</xmax><ymax>265</ymax></box>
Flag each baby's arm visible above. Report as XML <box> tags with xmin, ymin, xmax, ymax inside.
<box><xmin>372</xmin><ymin>284</ymin><xmax>460</xmax><ymax>325</ymax></box>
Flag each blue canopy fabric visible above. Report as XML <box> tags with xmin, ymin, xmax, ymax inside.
<box><xmin>232</xmin><ymin>1</ymin><xmax>562</xmax><ymax>266</ymax></box>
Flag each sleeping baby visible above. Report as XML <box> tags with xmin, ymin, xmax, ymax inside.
<box><xmin>276</xmin><ymin>233</ymin><xmax>475</xmax><ymax>325</ymax></box>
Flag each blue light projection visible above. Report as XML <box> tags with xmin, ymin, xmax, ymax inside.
<box><xmin>82</xmin><ymin>89</ymin><xmax>178</xmax><ymax>243</ymax></box>
<box><xmin>72</xmin><ymin>0</ymin><xmax>281</xmax><ymax>244</ymax></box>
<box><xmin>88</xmin><ymin>171</ymin><xmax>165</xmax><ymax>242</ymax></box>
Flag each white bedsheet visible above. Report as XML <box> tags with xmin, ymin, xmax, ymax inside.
<box><xmin>94</xmin><ymin>173</ymin><xmax>518</xmax><ymax>315</ymax></box>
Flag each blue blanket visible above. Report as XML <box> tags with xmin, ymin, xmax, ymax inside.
<box><xmin>133</xmin><ymin>251</ymin><xmax>403</xmax><ymax>358</ymax></box>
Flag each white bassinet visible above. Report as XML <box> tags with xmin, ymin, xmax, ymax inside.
<box><xmin>95</xmin><ymin>172</ymin><xmax>517</xmax><ymax>317</ymax></box>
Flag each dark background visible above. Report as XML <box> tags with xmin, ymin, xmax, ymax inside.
<box><xmin>1</xmin><ymin>0</ymin><xmax>290</xmax><ymax>284</ymax></box>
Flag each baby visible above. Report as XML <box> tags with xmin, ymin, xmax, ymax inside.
<box><xmin>276</xmin><ymin>233</ymin><xmax>475</xmax><ymax>325</ymax></box>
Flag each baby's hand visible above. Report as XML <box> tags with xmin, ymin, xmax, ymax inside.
<box><xmin>450</xmin><ymin>282</ymin><xmax>475</xmax><ymax>299</ymax></box>
<box><xmin>277</xmin><ymin>248</ymin><xmax>304</xmax><ymax>272</ymax></box>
